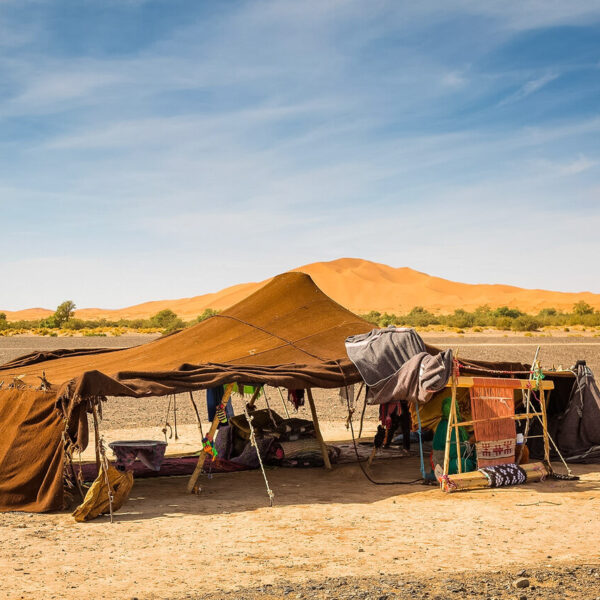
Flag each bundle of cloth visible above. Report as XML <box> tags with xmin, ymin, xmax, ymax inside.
<box><xmin>214</xmin><ymin>408</ymin><xmax>338</xmax><ymax>469</ymax></box>
<box><xmin>346</xmin><ymin>327</ymin><xmax>454</xmax><ymax>452</ymax></box>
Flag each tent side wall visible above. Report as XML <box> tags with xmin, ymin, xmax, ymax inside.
<box><xmin>0</xmin><ymin>389</ymin><xmax>64</xmax><ymax>512</ymax></box>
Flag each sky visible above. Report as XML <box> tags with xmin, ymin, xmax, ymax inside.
<box><xmin>1</xmin><ymin>1</ymin><xmax>600</xmax><ymax>310</ymax></box>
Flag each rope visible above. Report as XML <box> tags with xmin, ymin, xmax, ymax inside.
<box><xmin>340</xmin><ymin>369</ymin><xmax>421</xmax><ymax>485</ymax></box>
<box><xmin>243</xmin><ymin>404</ymin><xmax>274</xmax><ymax>506</ymax></box>
<box><xmin>527</xmin><ymin>385</ymin><xmax>575</xmax><ymax>477</ymax></box>
<box><xmin>415</xmin><ymin>401</ymin><xmax>426</xmax><ymax>480</ymax></box>
<box><xmin>212</xmin><ymin>314</ymin><xmax>328</xmax><ymax>363</ymax></box>
<box><xmin>261</xmin><ymin>387</ymin><xmax>279</xmax><ymax>428</ymax></box>
<box><xmin>188</xmin><ymin>391</ymin><xmax>204</xmax><ymax>439</ymax></box>
<box><xmin>277</xmin><ymin>387</ymin><xmax>291</xmax><ymax>419</ymax></box>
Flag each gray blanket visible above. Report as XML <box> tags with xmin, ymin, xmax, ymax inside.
<box><xmin>368</xmin><ymin>349</ymin><xmax>453</xmax><ymax>405</ymax></box>
<box><xmin>557</xmin><ymin>362</ymin><xmax>600</xmax><ymax>462</ymax></box>
<box><xmin>345</xmin><ymin>327</ymin><xmax>426</xmax><ymax>387</ymax></box>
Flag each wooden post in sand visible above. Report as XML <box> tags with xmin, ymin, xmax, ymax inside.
<box><xmin>187</xmin><ymin>383</ymin><xmax>234</xmax><ymax>494</ymax></box>
<box><xmin>442</xmin><ymin>367</ymin><xmax>458</xmax><ymax>478</ymax></box>
<box><xmin>539</xmin><ymin>384</ymin><xmax>551</xmax><ymax>467</ymax></box>
<box><xmin>306</xmin><ymin>388</ymin><xmax>332</xmax><ymax>470</ymax></box>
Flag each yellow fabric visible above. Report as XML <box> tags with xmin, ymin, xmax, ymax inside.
<box><xmin>410</xmin><ymin>387</ymin><xmax>472</xmax><ymax>432</ymax></box>
<box><xmin>72</xmin><ymin>464</ymin><xmax>133</xmax><ymax>522</ymax></box>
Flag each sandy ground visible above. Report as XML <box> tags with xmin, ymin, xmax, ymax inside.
<box><xmin>0</xmin><ymin>459</ymin><xmax>598</xmax><ymax>600</ymax></box>
<box><xmin>1</xmin><ymin>335</ymin><xmax>600</xmax><ymax>599</ymax></box>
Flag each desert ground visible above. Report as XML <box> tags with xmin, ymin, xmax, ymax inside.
<box><xmin>1</xmin><ymin>334</ymin><xmax>599</xmax><ymax>599</ymax></box>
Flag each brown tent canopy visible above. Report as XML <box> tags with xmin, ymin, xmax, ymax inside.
<box><xmin>0</xmin><ymin>272</ymin><xmax>376</xmax><ymax>512</ymax></box>
<box><xmin>1</xmin><ymin>272</ymin><xmax>373</xmax><ymax>394</ymax></box>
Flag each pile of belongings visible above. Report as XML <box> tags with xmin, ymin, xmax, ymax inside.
<box><xmin>346</xmin><ymin>327</ymin><xmax>453</xmax><ymax>453</ymax></box>
<box><xmin>212</xmin><ymin>408</ymin><xmax>339</xmax><ymax>469</ymax></box>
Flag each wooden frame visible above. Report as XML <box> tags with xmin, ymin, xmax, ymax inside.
<box><xmin>442</xmin><ymin>376</ymin><xmax>554</xmax><ymax>478</ymax></box>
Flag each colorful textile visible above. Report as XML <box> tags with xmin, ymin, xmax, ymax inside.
<box><xmin>431</xmin><ymin>397</ymin><xmax>476</xmax><ymax>475</ymax></box>
<box><xmin>108</xmin><ymin>440</ymin><xmax>167</xmax><ymax>471</ymax></box>
<box><xmin>470</xmin><ymin>378</ymin><xmax>518</xmax><ymax>467</ymax></box>
<box><xmin>479</xmin><ymin>463</ymin><xmax>526</xmax><ymax>487</ymax></box>
<box><xmin>476</xmin><ymin>438</ymin><xmax>516</xmax><ymax>462</ymax></box>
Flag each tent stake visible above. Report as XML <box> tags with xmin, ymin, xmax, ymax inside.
<box><xmin>306</xmin><ymin>388</ymin><xmax>332</xmax><ymax>470</ymax></box>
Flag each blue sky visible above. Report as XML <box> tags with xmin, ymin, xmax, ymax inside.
<box><xmin>1</xmin><ymin>1</ymin><xmax>600</xmax><ymax>310</ymax></box>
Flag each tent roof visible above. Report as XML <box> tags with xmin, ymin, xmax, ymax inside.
<box><xmin>0</xmin><ymin>272</ymin><xmax>373</xmax><ymax>394</ymax></box>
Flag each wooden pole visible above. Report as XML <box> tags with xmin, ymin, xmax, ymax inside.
<box><xmin>188</xmin><ymin>383</ymin><xmax>234</xmax><ymax>494</ymax></box>
<box><xmin>306</xmin><ymin>388</ymin><xmax>332</xmax><ymax>470</ymax></box>
<box><xmin>246</xmin><ymin>386</ymin><xmax>262</xmax><ymax>410</ymax></box>
<box><xmin>173</xmin><ymin>394</ymin><xmax>179</xmax><ymax>440</ymax></box>
<box><xmin>91</xmin><ymin>401</ymin><xmax>101</xmax><ymax>473</ymax></box>
<box><xmin>358</xmin><ymin>385</ymin><xmax>368</xmax><ymax>439</ymax></box>
<box><xmin>443</xmin><ymin>357</ymin><xmax>458</xmax><ymax>477</ymax></box>
<box><xmin>539</xmin><ymin>384</ymin><xmax>551</xmax><ymax>467</ymax></box>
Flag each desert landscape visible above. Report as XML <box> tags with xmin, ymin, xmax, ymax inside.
<box><xmin>1</xmin><ymin>334</ymin><xmax>599</xmax><ymax>599</ymax></box>
<box><xmin>3</xmin><ymin>3</ymin><xmax>600</xmax><ymax>599</ymax></box>
<box><xmin>4</xmin><ymin>258</ymin><xmax>600</xmax><ymax>322</ymax></box>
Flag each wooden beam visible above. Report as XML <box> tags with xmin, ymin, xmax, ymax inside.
<box><xmin>187</xmin><ymin>383</ymin><xmax>234</xmax><ymax>494</ymax></box>
<box><xmin>448</xmin><ymin>377</ymin><xmax>554</xmax><ymax>390</ymax></box>
<box><xmin>455</xmin><ymin>412</ymin><xmax>544</xmax><ymax>428</ymax></box>
<box><xmin>306</xmin><ymin>388</ymin><xmax>332</xmax><ymax>470</ymax></box>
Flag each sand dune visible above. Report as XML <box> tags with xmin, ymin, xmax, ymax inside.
<box><xmin>3</xmin><ymin>258</ymin><xmax>600</xmax><ymax>321</ymax></box>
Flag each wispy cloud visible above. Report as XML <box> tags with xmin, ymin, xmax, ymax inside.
<box><xmin>1</xmin><ymin>1</ymin><xmax>600</xmax><ymax>309</ymax></box>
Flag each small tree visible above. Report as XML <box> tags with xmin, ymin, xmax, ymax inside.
<box><xmin>0</xmin><ymin>312</ymin><xmax>6</xmax><ymax>330</ymax></box>
<box><xmin>54</xmin><ymin>301</ymin><xmax>76</xmax><ymax>327</ymax></box>
<box><xmin>151</xmin><ymin>309</ymin><xmax>183</xmax><ymax>330</ymax></box>
<box><xmin>573</xmin><ymin>301</ymin><xmax>594</xmax><ymax>316</ymax></box>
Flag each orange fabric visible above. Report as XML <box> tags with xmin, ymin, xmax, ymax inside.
<box><xmin>470</xmin><ymin>382</ymin><xmax>517</xmax><ymax>467</ymax></box>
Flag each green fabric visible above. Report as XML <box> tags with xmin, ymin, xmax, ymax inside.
<box><xmin>432</xmin><ymin>397</ymin><xmax>476</xmax><ymax>474</ymax></box>
<box><xmin>231</xmin><ymin>383</ymin><xmax>262</xmax><ymax>396</ymax></box>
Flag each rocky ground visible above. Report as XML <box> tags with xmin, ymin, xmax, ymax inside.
<box><xmin>199</xmin><ymin>566</ymin><xmax>600</xmax><ymax>600</ymax></box>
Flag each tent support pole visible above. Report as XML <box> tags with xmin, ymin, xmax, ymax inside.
<box><xmin>91</xmin><ymin>400</ymin><xmax>101</xmax><ymax>473</ymax></box>
<box><xmin>306</xmin><ymin>388</ymin><xmax>331</xmax><ymax>470</ymax></box>
<box><xmin>540</xmin><ymin>385</ymin><xmax>551</xmax><ymax>469</ymax></box>
<box><xmin>246</xmin><ymin>386</ymin><xmax>262</xmax><ymax>410</ymax></box>
<box><xmin>442</xmin><ymin>364</ymin><xmax>458</xmax><ymax>479</ymax></box>
<box><xmin>188</xmin><ymin>383</ymin><xmax>234</xmax><ymax>494</ymax></box>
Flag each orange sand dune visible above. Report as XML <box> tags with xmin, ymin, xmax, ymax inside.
<box><xmin>3</xmin><ymin>258</ymin><xmax>600</xmax><ymax>322</ymax></box>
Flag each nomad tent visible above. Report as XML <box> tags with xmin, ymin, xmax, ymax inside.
<box><xmin>1</xmin><ymin>273</ymin><xmax>598</xmax><ymax>513</ymax></box>
<box><xmin>0</xmin><ymin>273</ymin><xmax>375</xmax><ymax>513</ymax></box>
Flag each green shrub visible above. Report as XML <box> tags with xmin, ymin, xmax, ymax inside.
<box><xmin>512</xmin><ymin>316</ymin><xmax>541</xmax><ymax>332</ymax></box>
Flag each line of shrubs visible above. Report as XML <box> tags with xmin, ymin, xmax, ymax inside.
<box><xmin>2</xmin><ymin>301</ymin><xmax>599</xmax><ymax>335</ymax></box>
<box><xmin>360</xmin><ymin>302</ymin><xmax>600</xmax><ymax>332</ymax></box>
<box><xmin>0</xmin><ymin>306</ymin><xmax>220</xmax><ymax>335</ymax></box>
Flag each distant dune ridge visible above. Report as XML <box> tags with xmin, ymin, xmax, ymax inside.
<box><xmin>3</xmin><ymin>258</ymin><xmax>600</xmax><ymax>322</ymax></box>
